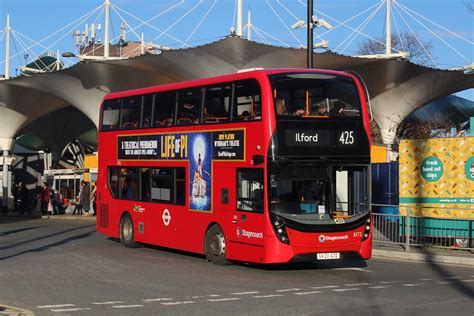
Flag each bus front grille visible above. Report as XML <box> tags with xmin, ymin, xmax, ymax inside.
<box><xmin>99</xmin><ymin>203</ymin><xmax>109</xmax><ymax>228</ymax></box>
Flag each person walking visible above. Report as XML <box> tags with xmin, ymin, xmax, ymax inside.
<box><xmin>80</xmin><ymin>181</ymin><xmax>91</xmax><ymax>216</ymax></box>
<box><xmin>40</xmin><ymin>182</ymin><xmax>50</xmax><ymax>216</ymax></box>
<box><xmin>72</xmin><ymin>184</ymin><xmax>83</xmax><ymax>215</ymax></box>
<box><xmin>18</xmin><ymin>182</ymin><xmax>30</xmax><ymax>214</ymax></box>
<box><xmin>91</xmin><ymin>185</ymin><xmax>97</xmax><ymax>216</ymax></box>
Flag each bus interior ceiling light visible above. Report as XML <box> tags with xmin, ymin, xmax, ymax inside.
<box><xmin>287</xmin><ymin>73</ymin><xmax>336</xmax><ymax>79</ymax></box>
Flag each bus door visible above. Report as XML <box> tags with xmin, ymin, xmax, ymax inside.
<box><xmin>228</xmin><ymin>168</ymin><xmax>265</xmax><ymax>262</ymax></box>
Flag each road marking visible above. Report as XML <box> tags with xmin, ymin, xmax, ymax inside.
<box><xmin>142</xmin><ymin>298</ymin><xmax>173</xmax><ymax>302</ymax></box>
<box><xmin>37</xmin><ymin>304</ymin><xmax>76</xmax><ymax>309</ymax></box>
<box><xmin>461</xmin><ymin>279</ymin><xmax>474</xmax><ymax>282</ymax></box>
<box><xmin>253</xmin><ymin>294</ymin><xmax>284</xmax><ymax>298</ymax></box>
<box><xmin>437</xmin><ymin>281</ymin><xmax>453</xmax><ymax>284</ymax></box>
<box><xmin>294</xmin><ymin>291</ymin><xmax>322</xmax><ymax>295</ymax></box>
<box><xmin>379</xmin><ymin>281</ymin><xmax>401</xmax><ymax>284</ymax></box>
<box><xmin>207</xmin><ymin>298</ymin><xmax>240</xmax><ymax>302</ymax></box>
<box><xmin>50</xmin><ymin>308</ymin><xmax>90</xmax><ymax>312</ymax></box>
<box><xmin>345</xmin><ymin>283</ymin><xmax>371</xmax><ymax>286</ymax></box>
<box><xmin>92</xmin><ymin>301</ymin><xmax>123</xmax><ymax>305</ymax></box>
<box><xmin>161</xmin><ymin>301</ymin><xmax>194</xmax><ymax>305</ymax></box>
<box><xmin>208</xmin><ymin>294</ymin><xmax>220</xmax><ymax>297</ymax></box>
<box><xmin>402</xmin><ymin>283</ymin><xmax>424</xmax><ymax>287</ymax></box>
<box><xmin>333</xmin><ymin>268</ymin><xmax>373</xmax><ymax>273</ymax></box>
<box><xmin>421</xmin><ymin>278</ymin><xmax>432</xmax><ymax>281</ymax></box>
<box><xmin>443</xmin><ymin>276</ymin><xmax>461</xmax><ymax>279</ymax></box>
<box><xmin>112</xmin><ymin>305</ymin><xmax>144</xmax><ymax>309</ymax></box>
<box><xmin>332</xmin><ymin>288</ymin><xmax>360</xmax><ymax>292</ymax></box>
<box><xmin>311</xmin><ymin>285</ymin><xmax>339</xmax><ymax>290</ymax></box>
<box><xmin>369</xmin><ymin>285</ymin><xmax>390</xmax><ymax>289</ymax></box>
<box><xmin>230</xmin><ymin>291</ymin><xmax>259</xmax><ymax>295</ymax></box>
<box><xmin>276</xmin><ymin>288</ymin><xmax>301</xmax><ymax>292</ymax></box>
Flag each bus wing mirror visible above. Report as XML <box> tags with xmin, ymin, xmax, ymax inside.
<box><xmin>252</xmin><ymin>155</ymin><xmax>265</xmax><ymax>166</ymax></box>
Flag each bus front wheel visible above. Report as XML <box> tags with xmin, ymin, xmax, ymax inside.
<box><xmin>120</xmin><ymin>213</ymin><xmax>139</xmax><ymax>248</ymax></box>
<box><xmin>205</xmin><ymin>225</ymin><xmax>231</xmax><ymax>265</ymax></box>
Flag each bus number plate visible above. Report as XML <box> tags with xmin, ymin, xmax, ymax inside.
<box><xmin>317</xmin><ymin>252</ymin><xmax>340</xmax><ymax>260</ymax></box>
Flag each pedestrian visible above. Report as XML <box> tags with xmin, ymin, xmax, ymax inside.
<box><xmin>80</xmin><ymin>181</ymin><xmax>91</xmax><ymax>216</ymax></box>
<box><xmin>13</xmin><ymin>182</ymin><xmax>20</xmax><ymax>213</ymax></box>
<box><xmin>40</xmin><ymin>182</ymin><xmax>50</xmax><ymax>215</ymax></box>
<box><xmin>18</xmin><ymin>182</ymin><xmax>30</xmax><ymax>214</ymax></box>
<box><xmin>72</xmin><ymin>184</ymin><xmax>83</xmax><ymax>215</ymax></box>
<box><xmin>91</xmin><ymin>185</ymin><xmax>97</xmax><ymax>216</ymax></box>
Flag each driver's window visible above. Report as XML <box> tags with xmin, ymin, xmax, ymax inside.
<box><xmin>237</xmin><ymin>169</ymin><xmax>264</xmax><ymax>213</ymax></box>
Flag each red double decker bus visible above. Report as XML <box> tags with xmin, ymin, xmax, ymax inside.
<box><xmin>96</xmin><ymin>68</ymin><xmax>372</xmax><ymax>265</ymax></box>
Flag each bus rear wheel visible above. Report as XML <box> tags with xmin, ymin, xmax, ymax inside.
<box><xmin>120</xmin><ymin>213</ymin><xmax>139</xmax><ymax>248</ymax></box>
<box><xmin>205</xmin><ymin>225</ymin><xmax>231</xmax><ymax>265</ymax></box>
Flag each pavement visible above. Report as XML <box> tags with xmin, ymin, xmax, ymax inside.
<box><xmin>1</xmin><ymin>211</ymin><xmax>473</xmax><ymax>267</ymax></box>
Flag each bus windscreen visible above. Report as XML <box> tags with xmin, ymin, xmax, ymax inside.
<box><xmin>270</xmin><ymin>73</ymin><xmax>361</xmax><ymax>119</ymax></box>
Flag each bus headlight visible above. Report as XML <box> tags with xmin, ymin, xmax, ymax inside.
<box><xmin>362</xmin><ymin>217</ymin><xmax>371</xmax><ymax>241</ymax></box>
<box><xmin>270</xmin><ymin>215</ymin><xmax>290</xmax><ymax>245</ymax></box>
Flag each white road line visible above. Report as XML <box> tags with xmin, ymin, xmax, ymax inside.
<box><xmin>345</xmin><ymin>283</ymin><xmax>371</xmax><ymax>286</ymax></box>
<box><xmin>379</xmin><ymin>281</ymin><xmax>402</xmax><ymax>284</ymax></box>
<box><xmin>207</xmin><ymin>298</ymin><xmax>240</xmax><ymax>302</ymax></box>
<box><xmin>276</xmin><ymin>288</ymin><xmax>301</xmax><ymax>292</ymax></box>
<box><xmin>112</xmin><ymin>305</ymin><xmax>144</xmax><ymax>309</ymax></box>
<box><xmin>402</xmin><ymin>283</ymin><xmax>424</xmax><ymax>287</ymax></box>
<box><xmin>421</xmin><ymin>278</ymin><xmax>432</xmax><ymax>281</ymax></box>
<box><xmin>333</xmin><ymin>268</ymin><xmax>373</xmax><ymax>273</ymax></box>
<box><xmin>142</xmin><ymin>298</ymin><xmax>173</xmax><ymax>302</ymax></box>
<box><xmin>50</xmin><ymin>308</ymin><xmax>90</xmax><ymax>312</ymax></box>
<box><xmin>93</xmin><ymin>301</ymin><xmax>123</xmax><ymax>305</ymax></box>
<box><xmin>437</xmin><ymin>281</ymin><xmax>453</xmax><ymax>284</ymax></box>
<box><xmin>444</xmin><ymin>276</ymin><xmax>461</xmax><ymax>279</ymax></box>
<box><xmin>161</xmin><ymin>301</ymin><xmax>194</xmax><ymax>305</ymax></box>
<box><xmin>230</xmin><ymin>291</ymin><xmax>259</xmax><ymax>295</ymax></box>
<box><xmin>461</xmin><ymin>279</ymin><xmax>474</xmax><ymax>282</ymax></box>
<box><xmin>369</xmin><ymin>285</ymin><xmax>390</xmax><ymax>289</ymax></box>
<box><xmin>208</xmin><ymin>294</ymin><xmax>220</xmax><ymax>297</ymax></box>
<box><xmin>253</xmin><ymin>294</ymin><xmax>284</xmax><ymax>298</ymax></box>
<box><xmin>332</xmin><ymin>288</ymin><xmax>360</xmax><ymax>292</ymax></box>
<box><xmin>311</xmin><ymin>285</ymin><xmax>339</xmax><ymax>290</ymax></box>
<box><xmin>294</xmin><ymin>291</ymin><xmax>322</xmax><ymax>295</ymax></box>
<box><xmin>37</xmin><ymin>304</ymin><xmax>76</xmax><ymax>309</ymax></box>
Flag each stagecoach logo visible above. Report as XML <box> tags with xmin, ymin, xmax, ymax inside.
<box><xmin>133</xmin><ymin>204</ymin><xmax>145</xmax><ymax>213</ymax></box>
<box><xmin>162</xmin><ymin>209</ymin><xmax>171</xmax><ymax>226</ymax></box>
<box><xmin>236</xmin><ymin>227</ymin><xmax>263</xmax><ymax>239</ymax></box>
<box><xmin>318</xmin><ymin>234</ymin><xmax>349</xmax><ymax>243</ymax></box>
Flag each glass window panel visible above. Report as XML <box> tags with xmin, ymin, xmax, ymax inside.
<box><xmin>121</xmin><ymin>97</ymin><xmax>142</xmax><ymax>129</ymax></box>
<box><xmin>101</xmin><ymin>99</ymin><xmax>121</xmax><ymax>131</ymax></box>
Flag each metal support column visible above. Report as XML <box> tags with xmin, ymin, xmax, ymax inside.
<box><xmin>307</xmin><ymin>0</ymin><xmax>313</xmax><ymax>68</ymax></box>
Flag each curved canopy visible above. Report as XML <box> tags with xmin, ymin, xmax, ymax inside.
<box><xmin>0</xmin><ymin>36</ymin><xmax>472</xmax><ymax>151</ymax></box>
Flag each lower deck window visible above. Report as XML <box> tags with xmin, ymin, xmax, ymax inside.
<box><xmin>108</xmin><ymin>166</ymin><xmax>185</xmax><ymax>205</ymax></box>
<box><xmin>237</xmin><ymin>168</ymin><xmax>264</xmax><ymax>213</ymax></box>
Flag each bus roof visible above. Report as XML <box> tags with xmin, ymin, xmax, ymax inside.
<box><xmin>102</xmin><ymin>68</ymin><xmax>355</xmax><ymax>102</ymax></box>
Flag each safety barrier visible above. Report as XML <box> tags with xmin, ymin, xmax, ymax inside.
<box><xmin>372</xmin><ymin>204</ymin><xmax>473</xmax><ymax>252</ymax></box>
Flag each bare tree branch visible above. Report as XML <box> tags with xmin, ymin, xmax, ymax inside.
<box><xmin>357</xmin><ymin>31</ymin><xmax>434</xmax><ymax>66</ymax></box>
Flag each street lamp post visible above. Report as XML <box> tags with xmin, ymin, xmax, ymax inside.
<box><xmin>307</xmin><ymin>0</ymin><xmax>313</xmax><ymax>69</ymax></box>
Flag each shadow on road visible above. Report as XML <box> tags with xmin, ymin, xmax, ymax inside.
<box><xmin>0</xmin><ymin>226</ymin><xmax>46</xmax><ymax>237</ymax></box>
<box><xmin>419</xmin><ymin>247</ymin><xmax>474</xmax><ymax>298</ymax></box>
<box><xmin>0</xmin><ymin>228</ymin><xmax>96</xmax><ymax>261</ymax></box>
<box><xmin>0</xmin><ymin>224</ymin><xmax>96</xmax><ymax>251</ymax></box>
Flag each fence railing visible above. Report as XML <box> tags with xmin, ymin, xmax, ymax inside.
<box><xmin>372</xmin><ymin>204</ymin><xmax>473</xmax><ymax>253</ymax></box>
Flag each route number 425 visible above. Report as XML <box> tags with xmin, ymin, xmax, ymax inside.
<box><xmin>339</xmin><ymin>131</ymin><xmax>354</xmax><ymax>145</ymax></box>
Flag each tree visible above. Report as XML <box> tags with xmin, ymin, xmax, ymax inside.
<box><xmin>357</xmin><ymin>32</ymin><xmax>434</xmax><ymax>66</ymax></box>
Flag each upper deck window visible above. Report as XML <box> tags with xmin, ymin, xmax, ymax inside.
<box><xmin>121</xmin><ymin>97</ymin><xmax>142</xmax><ymax>129</ymax></box>
<box><xmin>177</xmin><ymin>88</ymin><xmax>201</xmax><ymax>126</ymax></box>
<box><xmin>270</xmin><ymin>73</ymin><xmax>361</xmax><ymax>119</ymax></box>
<box><xmin>154</xmin><ymin>91</ymin><xmax>176</xmax><ymax>127</ymax></box>
<box><xmin>101</xmin><ymin>99</ymin><xmax>121</xmax><ymax>131</ymax></box>
<box><xmin>204</xmin><ymin>85</ymin><xmax>231</xmax><ymax>123</ymax></box>
<box><xmin>232</xmin><ymin>79</ymin><xmax>261</xmax><ymax>122</ymax></box>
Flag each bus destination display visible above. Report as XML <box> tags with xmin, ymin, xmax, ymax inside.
<box><xmin>284</xmin><ymin>129</ymin><xmax>358</xmax><ymax>147</ymax></box>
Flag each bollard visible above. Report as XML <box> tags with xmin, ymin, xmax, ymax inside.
<box><xmin>405</xmin><ymin>207</ymin><xmax>411</xmax><ymax>252</ymax></box>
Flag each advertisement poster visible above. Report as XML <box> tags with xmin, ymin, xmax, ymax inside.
<box><xmin>189</xmin><ymin>133</ymin><xmax>212</xmax><ymax>211</ymax></box>
<box><xmin>117</xmin><ymin>129</ymin><xmax>245</xmax><ymax>212</ymax></box>
<box><xmin>399</xmin><ymin>137</ymin><xmax>474</xmax><ymax>219</ymax></box>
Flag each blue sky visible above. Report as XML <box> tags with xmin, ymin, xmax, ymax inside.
<box><xmin>0</xmin><ymin>0</ymin><xmax>472</xmax><ymax>99</ymax></box>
